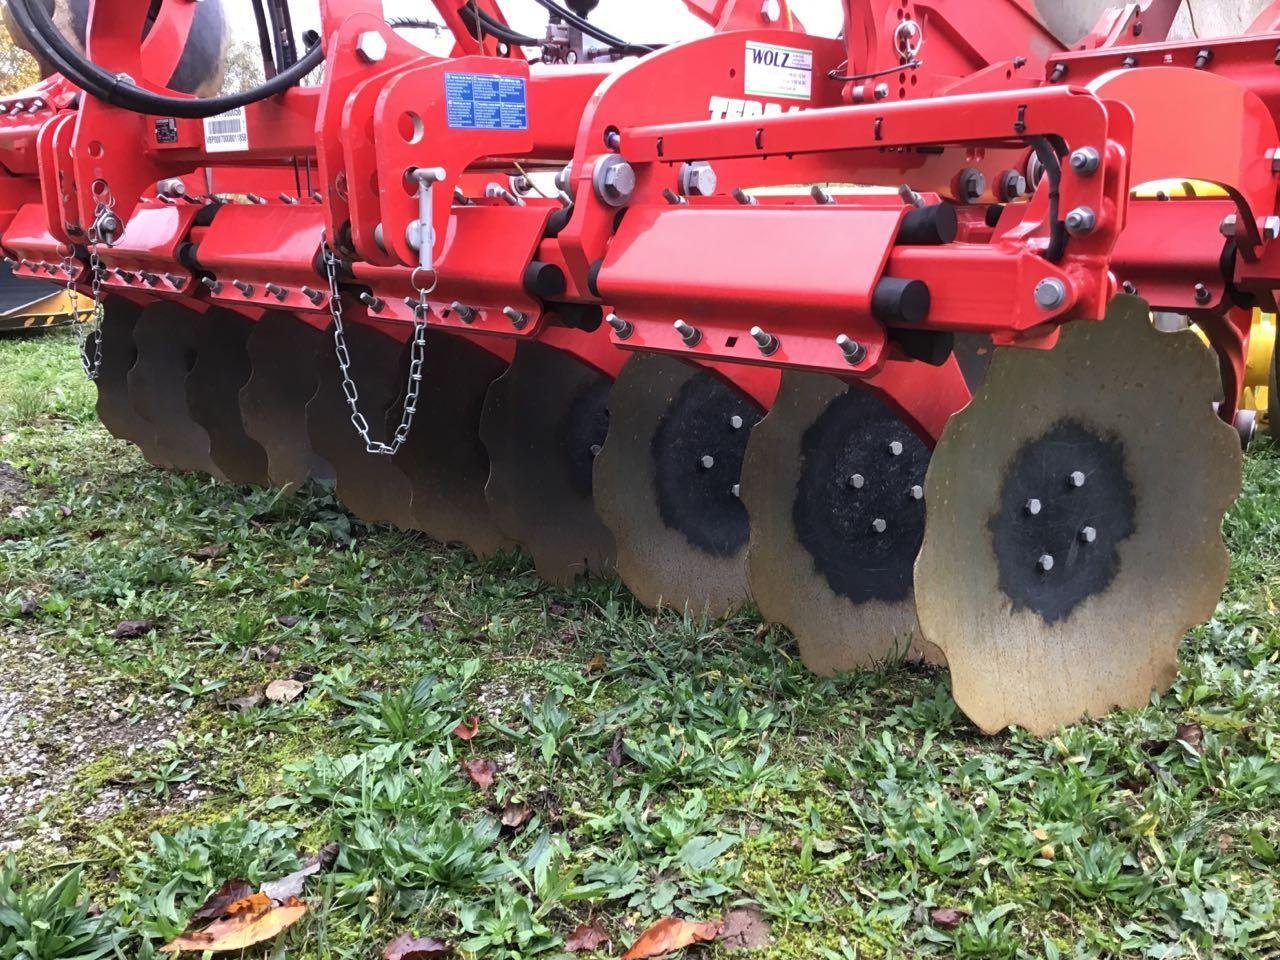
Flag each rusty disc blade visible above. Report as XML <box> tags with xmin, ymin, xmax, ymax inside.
<box><xmin>186</xmin><ymin>308</ymin><xmax>269</xmax><ymax>486</ymax></box>
<box><xmin>480</xmin><ymin>341</ymin><xmax>615</xmax><ymax>585</ymax></box>
<box><xmin>594</xmin><ymin>355</ymin><xmax>762</xmax><ymax>616</ymax></box>
<box><xmin>391</xmin><ymin>332</ymin><xmax>512</xmax><ymax>556</ymax></box>
<box><xmin>915</xmin><ymin>295</ymin><xmax>1243</xmax><ymax>735</ymax></box>
<box><xmin>741</xmin><ymin>371</ymin><xmax>940</xmax><ymax>671</ymax></box>
<box><xmin>240</xmin><ymin>312</ymin><xmax>333</xmax><ymax>490</ymax></box>
<box><xmin>127</xmin><ymin>303</ymin><xmax>222</xmax><ymax>477</ymax></box>
<box><xmin>306</xmin><ymin>320</ymin><xmax>416</xmax><ymax>529</ymax></box>
<box><xmin>92</xmin><ymin>296</ymin><xmax>151</xmax><ymax>448</ymax></box>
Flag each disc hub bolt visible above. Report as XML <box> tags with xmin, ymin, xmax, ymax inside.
<box><xmin>888</xmin><ymin>440</ymin><xmax>904</xmax><ymax>456</ymax></box>
<box><xmin>1025</xmin><ymin>497</ymin><xmax>1042</xmax><ymax>515</ymax></box>
<box><xmin>848</xmin><ymin>473</ymin><xmax>865</xmax><ymax>489</ymax></box>
<box><xmin>1079</xmin><ymin>525</ymin><xmax>1097</xmax><ymax>544</ymax></box>
<box><xmin>1068</xmin><ymin>470</ymin><xmax>1087</xmax><ymax>488</ymax></box>
<box><xmin>700</xmin><ymin>455</ymin><xmax>716</xmax><ymax>470</ymax></box>
<box><xmin>910</xmin><ymin>484</ymin><xmax>924</xmax><ymax>500</ymax></box>
<box><xmin>674</xmin><ymin>319</ymin><xmax>702</xmax><ymax>346</ymax></box>
<box><xmin>1037</xmin><ymin>553</ymin><xmax>1055</xmax><ymax>573</ymax></box>
<box><xmin>590</xmin><ymin>443</ymin><xmax>602</xmax><ymax>457</ymax></box>
<box><xmin>871</xmin><ymin>518</ymin><xmax>888</xmax><ymax>534</ymax></box>
<box><xmin>729</xmin><ymin>415</ymin><xmax>744</xmax><ymax>430</ymax></box>
<box><xmin>731</xmin><ymin>483</ymin><xmax>741</xmax><ymax>498</ymax></box>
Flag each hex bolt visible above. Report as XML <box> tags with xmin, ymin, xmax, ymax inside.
<box><xmin>810</xmin><ymin>185</ymin><xmax>836</xmax><ymax>205</ymax></box>
<box><xmin>232</xmin><ymin>279</ymin><xmax>255</xmax><ymax>296</ymax></box>
<box><xmin>1037</xmin><ymin>553</ymin><xmax>1055</xmax><ymax>573</ymax></box>
<box><xmin>700</xmin><ymin>455</ymin><xmax>716</xmax><ymax>470</ymax></box>
<box><xmin>996</xmin><ymin>169</ymin><xmax>1027</xmax><ymax>202</ymax></box>
<box><xmin>301</xmin><ymin>286</ymin><xmax>324</xmax><ymax>305</ymax></box>
<box><xmin>355</xmin><ymin>30</ymin><xmax>388</xmax><ymax>63</ymax></box>
<box><xmin>264</xmin><ymin>283</ymin><xmax>287</xmax><ymax>300</ymax></box>
<box><xmin>888</xmin><ymin>440</ymin><xmax>904</xmax><ymax>457</ymax></box>
<box><xmin>910</xmin><ymin>484</ymin><xmax>924</xmax><ymax>500</ymax></box>
<box><xmin>836</xmin><ymin>334</ymin><xmax>866</xmax><ymax>364</ymax></box>
<box><xmin>117</xmin><ymin>270</ymin><xmax>137</xmax><ymax>283</ymax></box>
<box><xmin>732</xmin><ymin>188</ymin><xmax>757</xmax><ymax>206</ymax></box>
<box><xmin>141</xmin><ymin>272</ymin><xmax>161</xmax><ymax>286</ymax></box>
<box><xmin>164</xmin><ymin>273</ymin><xmax>183</xmax><ymax>286</ymax></box>
<box><xmin>729</xmin><ymin>415</ymin><xmax>745</xmax><ymax>430</ymax></box>
<box><xmin>749</xmin><ymin>325</ymin><xmax>779</xmax><ymax>356</ymax></box>
<box><xmin>1068</xmin><ymin>147</ymin><xmax>1100</xmax><ymax>176</ymax></box>
<box><xmin>554</xmin><ymin>163</ymin><xmax>573</xmax><ymax>193</ymax></box>
<box><xmin>358</xmin><ymin>292</ymin><xmax>385</xmax><ymax>312</ymax></box>
<box><xmin>898</xmin><ymin>184</ymin><xmax>926</xmax><ymax>208</ymax></box>
<box><xmin>954</xmin><ymin>168</ymin><xmax>987</xmax><ymax>204</ymax></box>
<box><xmin>593</xmin><ymin>155</ymin><xmax>636</xmax><ymax>207</ymax></box>
<box><xmin>605</xmin><ymin>313</ymin><xmax>633</xmax><ymax>339</ymax></box>
<box><xmin>1068</xmin><ymin>470</ymin><xmax>1086</xmax><ymax>488</ymax></box>
<box><xmin>871</xmin><ymin>518</ymin><xmax>888</xmax><ymax>534</ymax></box>
<box><xmin>674</xmin><ymin>319</ymin><xmax>702</xmax><ymax>346</ymax></box>
<box><xmin>1194</xmin><ymin>283</ymin><xmax>1212</xmax><ymax>304</ymax></box>
<box><xmin>1194</xmin><ymin>48</ymin><xmax>1213</xmax><ymax>69</ymax></box>
<box><xmin>731</xmin><ymin>483</ymin><xmax>741</xmax><ymax>498</ymax></box>
<box><xmin>157</xmin><ymin>178</ymin><xmax>187</xmax><ymax>199</ymax></box>
<box><xmin>279</xmin><ymin>192</ymin><xmax>299</xmax><ymax>205</ymax></box>
<box><xmin>589</xmin><ymin>443</ymin><xmax>603</xmax><ymax>457</ymax></box>
<box><xmin>678</xmin><ymin>161</ymin><xmax>718</xmax><ymax>197</ymax></box>
<box><xmin>485</xmin><ymin>182</ymin><xmax>524</xmax><ymax>206</ymax></box>
<box><xmin>1064</xmin><ymin>206</ymin><xmax>1097</xmax><ymax>236</ymax></box>
<box><xmin>451</xmin><ymin>301</ymin><xmax>478</xmax><ymax>323</ymax></box>
<box><xmin>246</xmin><ymin>193</ymin><xmax>267</xmax><ymax>205</ymax></box>
<box><xmin>200</xmin><ymin>276</ymin><xmax>222</xmax><ymax>294</ymax></box>
<box><xmin>1079</xmin><ymin>525</ymin><xmax>1098</xmax><ymax>544</ymax></box>
<box><xmin>453</xmin><ymin>186</ymin><xmax>473</xmax><ymax>206</ymax></box>
<box><xmin>1220</xmin><ymin>214</ymin><xmax>1238</xmax><ymax>238</ymax></box>
<box><xmin>848</xmin><ymin>473</ymin><xmax>865</xmax><ymax>490</ymax></box>
<box><xmin>503</xmin><ymin>306</ymin><xmax>528</xmax><ymax>330</ymax></box>
<box><xmin>1025</xmin><ymin>497</ymin><xmax>1042</xmax><ymax>515</ymax></box>
<box><xmin>604</xmin><ymin>129</ymin><xmax>621</xmax><ymax>151</ymax></box>
<box><xmin>1035</xmin><ymin>277</ymin><xmax>1067</xmax><ymax>310</ymax></box>
<box><xmin>662</xmin><ymin>188</ymin><xmax>688</xmax><ymax>206</ymax></box>
<box><xmin>1263</xmin><ymin>216</ymin><xmax>1280</xmax><ymax>241</ymax></box>
<box><xmin>1122</xmin><ymin>280</ymin><xmax>1138</xmax><ymax>295</ymax></box>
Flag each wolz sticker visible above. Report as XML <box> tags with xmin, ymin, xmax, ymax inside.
<box><xmin>744</xmin><ymin>41</ymin><xmax>813</xmax><ymax>101</ymax></box>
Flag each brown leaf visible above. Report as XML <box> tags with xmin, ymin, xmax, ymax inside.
<box><xmin>265</xmin><ymin>678</ymin><xmax>305</xmax><ymax>703</ymax></box>
<box><xmin>607</xmin><ymin>728</ymin><xmax>625</xmax><ymax>768</ymax></box>
<box><xmin>277</xmin><ymin>615</ymin><xmax>300</xmax><ymax>628</ymax></box>
<box><xmin>225</xmin><ymin>694</ymin><xmax>264</xmax><ymax>713</ymax></box>
<box><xmin>565</xmin><ymin>921</ymin><xmax>610</xmax><ymax>953</ymax></box>
<box><xmin>500</xmin><ymin>802</ymin><xmax>532</xmax><ymax>829</ymax></box>
<box><xmin>929</xmin><ymin>907</ymin><xmax>969</xmax><ymax>930</ymax></box>
<box><xmin>1217</xmin><ymin>831</ymin><xmax>1232</xmax><ymax>851</ymax></box>
<box><xmin>190</xmin><ymin>879</ymin><xmax>254</xmax><ymax>923</ymax></box>
<box><xmin>1176</xmin><ymin>722</ymin><xmax>1204</xmax><ymax>754</ymax></box>
<box><xmin>384</xmin><ymin>932</ymin><xmax>453</xmax><ymax>959</ymax></box>
<box><xmin>419</xmin><ymin>613</ymin><xmax>438</xmax><ymax>632</ymax></box>
<box><xmin>453</xmin><ymin>716</ymin><xmax>480</xmax><ymax>741</ymax></box>
<box><xmin>584</xmin><ymin>654</ymin><xmax>607</xmax><ymax>675</ymax></box>
<box><xmin>621</xmin><ymin>917</ymin><xmax>722</xmax><ymax>960</ymax></box>
<box><xmin>303</xmin><ymin>841</ymin><xmax>340</xmax><ymax>872</ymax></box>
<box><xmin>113</xmin><ymin>619</ymin><xmax>156</xmax><ymax>639</ymax></box>
<box><xmin>260</xmin><ymin>864</ymin><xmax>319</xmax><ymax>904</ymax></box>
<box><xmin>163</xmin><ymin>895</ymin><xmax>306</xmax><ymax>953</ymax></box>
<box><xmin>191</xmin><ymin>544</ymin><xmax>227</xmax><ymax>560</ymax></box>
<box><xmin>720</xmin><ymin>906</ymin><xmax>771</xmax><ymax>950</ymax></box>
<box><xmin>462</xmin><ymin>758</ymin><xmax>497</xmax><ymax>791</ymax></box>
<box><xmin>19</xmin><ymin>597</ymin><xmax>36</xmax><ymax>617</ymax></box>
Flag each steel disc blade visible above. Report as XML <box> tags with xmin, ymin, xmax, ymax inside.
<box><xmin>92</xmin><ymin>297</ymin><xmax>151</xmax><ymax>447</ymax></box>
<box><xmin>306</xmin><ymin>321</ymin><xmax>416</xmax><ymax>529</ymax></box>
<box><xmin>127</xmin><ymin>303</ymin><xmax>222</xmax><ymax>476</ymax></box>
<box><xmin>240</xmin><ymin>312</ymin><xmax>333</xmax><ymax>489</ymax></box>
<box><xmin>594</xmin><ymin>355</ymin><xmax>762</xmax><ymax>616</ymax></box>
<box><xmin>392</xmin><ymin>333</ymin><xmax>512</xmax><ymax>556</ymax></box>
<box><xmin>186</xmin><ymin>309</ymin><xmax>269</xmax><ymax>486</ymax></box>
<box><xmin>480</xmin><ymin>341</ymin><xmax>615</xmax><ymax>584</ymax></box>
<box><xmin>742</xmin><ymin>371</ymin><xmax>940</xmax><ymax>671</ymax></box>
<box><xmin>915</xmin><ymin>296</ymin><xmax>1243</xmax><ymax>735</ymax></box>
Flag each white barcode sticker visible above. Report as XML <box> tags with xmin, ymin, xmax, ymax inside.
<box><xmin>203</xmin><ymin>106</ymin><xmax>249</xmax><ymax>153</ymax></box>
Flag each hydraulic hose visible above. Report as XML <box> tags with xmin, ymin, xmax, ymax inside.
<box><xmin>525</xmin><ymin>0</ymin><xmax>657</xmax><ymax>54</ymax></box>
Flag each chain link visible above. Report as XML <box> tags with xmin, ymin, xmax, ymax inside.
<box><xmin>67</xmin><ymin>202</ymin><xmax>113</xmax><ymax>380</ymax></box>
<box><xmin>322</xmin><ymin>242</ymin><xmax>426</xmax><ymax>456</ymax></box>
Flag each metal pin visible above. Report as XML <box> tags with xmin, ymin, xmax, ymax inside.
<box><xmin>451</xmin><ymin>301</ymin><xmax>478</xmax><ymax>323</ymax></box>
<box><xmin>604</xmin><ymin>130</ymin><xmax>621</xmax><ymax>150</ymax></box>
<box><xmin>279</xmin><ymin>192</ymin><xmax>299</xmax><ymax>205</ymax></box>
<box><xmin>897</xmin><ymin>184</ymin><xmax>926</xmax><ymax>208</ymax></box>
<box><xmin>732</xmin><ymin>188</ymin><xmax>757</xmax><ymax>206</ymax></box>
<box><xmin>700</xmin><ymin>455</ymin><xmax>716</xmax><ymax>470</ymax></box>
<box><xmin>729</xmin><ymin>415</ymin><xmax>744</xmax><ymax>430</ymax></box>
<box><xmin>232</xmin><ymin>279</ymin><xmax>255</xmax><ymax>296</ymax></box>
<box><xmin>246</xmin><ymin>194</ymin><xmax>267</xmax><ymax>205</ymax></box>
<box><xmin>910</xmin><ymin>484</ymin><xmax>924</xmax><ymax>500</ymax></box>
<box><xmin>1068</xmin><ymin>470</ymin><xmax>1086</xmax><ymax>488</ymax></box>
<box><xmin>1025</xmin><ymin>497</ymin><xmax>1042</xmax><ymax>515</ymax></box>
<box><xmin>749</xmin><ymin>325</ymin><xmax>779</xmax><ymax>356</ymax></box>
<box><xmin>164</xmin><ymin>273</ymin><xmax>183</xmax><ymax>286</ymax></box>
<box><xmin>200</xmin><ymin>276</ymin><xmax>222</xmax><ymax>293</ymax></box>
<box><xmin>557</xmin><ymin>190</ymin><xmax>574</xmax><ymax>208</ymax></box>
<box><xmin>1194</xmin><ymin>282</ymin><xmax>1212</xmax><ymax>304</ymax></box>
<box><xmin>848</xmin><ymin>474</ymin><xmax>865</xmax><ymax>489</ymax></box>
<box><xmin>117</xmin><ymin>270</ymin><xmax>137</xmax><ymax>284</ymax></box>
<box><xmin>302</xmin><ymin>286</ymin><xmax>325</xmax><ymax>305</ymax></box>
<box><xmin>1037</xmin><ymin>553</ymin><xmax>1055</xmax><ymax>572</ymax></box>
<box><xmin>311</xmin><ymin>191</ymin><xmax>323</xmax><ymax>204</ymax></box>
<box><xmin>871</xmin><ymin>518</ymin><xmax>888</xmax><ymax>534</ymax></box>
<box><xmin>605</xmin><ymin>313</ymin><xmax>633</xmax><ymax>339</ymax></box>
<box><xmin>264</xmin><ymin>283</ymin><xmax>287</xmax><ymax>300</ymax></box>
<box><xmin>359</xmin><ymin>292</ymin><xmax>385</xmax><ymax>312</ymax></box>
<box><xmin>810</xmin><ymin>185</ymin><xmax>835</xmax><ymax>205</ymax></box>
<box><xmin>503</xmin><ymin>306</ymin><xmax>528</xmax><ymax>329</ymax></box>
<box><xmin>662</xmin><ymin>188</ymin><xmax>687</xmax><ymax>206</ymax></box>
<box><xmin>486</xmin><ymin>182</ymin><xmax>524</xmax><ymax>206</ymax></box>
<box><xmin>1079</xmin><ymin>525</ymin><xmax>1097</xmax><ymax>544</ymax></box>
<box><xmin>888</xmin><ymin>440</ymin><xmax>904</xmax><ymax>456</ymax></box>
<box><xmin>836</xmin><ymin>334</ymin><xmax>866</xmax><ymax>364</ymax></box>
<box><xmin>453</xmin><ymin>186</ymin><xmax>474</xmax><ymax>206</ymax></box>
<box><xmin>140</xmin><ymin>272</ymin><xmax>161</xmax><ymax>286</ymax></box>
<box><xmin>674</xmin><ymin>319</ymin><xmax>702</xmax><ymax>346</ymax></box>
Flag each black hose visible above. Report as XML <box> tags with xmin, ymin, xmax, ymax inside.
<box><xmin>525</xmin><ymin>0</ymin><xmax>657</xmax><ymax>54</ymax></box>
<box><xmin>250</xmin><ymin>0</ymin><xmax>278</xmax><ymax>80</ymax></box>
<box><xmin>460</xmin><ymin>4</ymin><xmax>542</xmax><ymax>47</ymax></box>
<box><xmin>9</xmin><ymin>0</ymin><xmax>322</xmax><ymax>119</ymax></box>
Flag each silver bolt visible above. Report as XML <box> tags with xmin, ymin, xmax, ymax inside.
<box><xmin>888</xmin><ymin>441</ymin><xmax>904</xmax><ymax>456</ymax></box>
<box><xmin>604</xmin><ymin>130</ymin><xmax>622</xmax><ymax>151</ymax></box>
<box><xmin>674</xmin><ymin>319</ymin><xmax>702</xmax><ymax>346</ymax></box>
<box><xmin>593</xmin><ymin>155</ymin><xmax>636</xmax><ymax>207</ymax></box>
<box><xmin>1263</xmin><ymin>216</ymin><xmax>1280</xmax><ymax>241</ymax></box>
<box><xmin>1025</xmin><ymin>498</ymin><xmax>1042</xmax><ymax>515</ymax></box>
<box><xmin>954</xmin><ymin>168</ymin><xmax>987</xmax><ymax>203</ymax></box>
<box><xmin>1037</xmin><ymin>553</ymin><xmax>1055</xmax><ymax>572</ymax></box>
<box><xmin>246</xmin><ymin>193</ymin><xmax>267</xmax><ymax>205</ymax></box>
<box><xmin>359</xmin><ymin>292</ymin><xmax>385</xmax><ymax>312</ymax></box>
<box><xmin>1194</xmin><ymin>283</ymin><xmax>1212</xmax><ymax>304</ymax></box>
<box><xmin>700</xmin><ymin>455</ymin><xmax>716</xmax><ymax>470</ymax></box>
<box><xmin>1079</xmin><ymin>526</ymin><xmax>1097</xmax><ymax>544</ymax></box>
<box><xmin>731</xmin><ymin>483</ymin><xmax>741</xmax><ymax>498</ymax></box>
<box><xmin>760</xmin><ymin>0</ymin><xmax>781</xmax><ymax>22</ymax></box>
<box><xmin>848</xmin><ymin>474</ymin><xmax>865</xmax><ymax>489</ymax></box>
<box><xmin>554</xmin><ymin>163</ymin><xmax>573</xmax><ymax>193</ymax></box>
<box><xmin>279</xmin><ymin>192</ymin><xmax>299</xmax><ymax>205</ymax></box>
<box><xmin>732</xmin><ymin>188</ymin><xmax>757</xmax><ymax>206</ymax></box>
<box><xmin>302</xmin><ymin>286</ymin><xmax>324</xmax><ymax>305</ymax></box>
<box><xmin>503</xmin><ymin>306</ymin><xmax>528</xmax><ymax>329</ymax></box>
<box><xmin>485</xmin><ymin>182</ymin><xmax>524</xmax><ymax>206</ymax></box>
<box><xmin>871</xmin><ymin>518</ymin><xmax>888</xmax><ymax>534</ymax></box>
<box><xmin>810</xmin><ymin>185</ymin><xmax>836</xmax><ymax>205</ymax></box>
<box><xmin>1034</xmin><ymin>277</ymin><xmax>1067</xmax><ymax>310</ymax></box>
<box><xmin>898</xmin><ymin>184</ymin><xmax>926</xmax><ymax>208</ymax></box>
<box><xmin>836</xmin><ymin>334</ymin><xmax>866</xmax><ymax>364</ymax></box>
<box><xmin>200</xmin><ymin>276</ymin><xmax>221</xmax><ymax>293</ymax></box>
<box><xmin>749</xmin><ymin>325</ymin><xmax>779</xmax><ymax>356</ymax></box>
<box><xmin>1065</xmin><ymin>206</ymin><xmax>1097</xmax><ymax>236</ymax></box>
<box><xmin>232</xmin><ymin>280</ymin><xmax>254</xmax><ymax>296</ymax></box>
<box><xmin>910</xmin><ymin>484</ymin><xmax>924</xmax><ymax>500</ymax></box>
<box><xmin>1068</xmin><ymin>470</ymin><xmax>1086</xmax><ymax>488</ymax></box>
<box><xmin>1068</xmin><ymin>147</ymin><xmax>1100</xmax><ymax>175</ymax></box>
<box><xmin>678</xmin><ymin>161</ymin><xmax>718</xmax><ymax>197</ymax></box>
<box><xmin>590</xmin><ymin>443</ymin><xmax>602</xmax><ymax>457</ymax></box>
<box><xmin>264</xmin><ymin>283</ymin><xmax>287</xmax><ymax>300</ymax></box>
<box><xmin>355</xmin><ymin>31</ymin><xmax>388</xmax><ymax>63</ymax></box>
<box><xmin>605</xmin><ymin>313</ymin><xmax>633</xmax><ymax>339</ymax></box>
<box><xmin>873</xmin><ymin>82</ymin><xmax>890</xmax><ymax>100</ymax></box>
<box><xmin>156</xmin><ymin>178</ymin><xmax>186</xmax><ymax>199</ymax></box>
<box><xmin>729</xmin><ymin>415</ymin><xmax>744</xmax><ymax>430</ymax></box>
<box><xmin>451</xmin><ymin>301</ymin><xmax>478</xmax><ymax>323</ymax></box>
<box><xmin>1220</xmin><ymin>214</ymin><xmax>1239</xmax><ymax>238</ymax></box>
<box><xmin>164</xmin><ymin>273</ymin><xmax>183</xmax><ymax>286</ymax></box>
<box><xmin>662</xmin><ymin>188</ymin><xmax>688</xmax><ymax>206</ymax></box>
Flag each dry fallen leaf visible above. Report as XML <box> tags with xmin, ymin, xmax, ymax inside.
<box><xmin>113</xmin><ymin>619</ymin><xmax>156</xmax><ymax>639</ymax></box>
<box><xmin>720</xmin><ymin>906</ymin><xmax>771</xmax><ymax>951</ymax></box>
<box><xmin>277</xmin><ymin>615</ymin><xmax>300</xmax><ymax>628</ymax></box>
<box><xmin>304</xmin><ymin>841</ymin><xmax>341</xmax><ymax>872</ymax></box>
<box><xmin>462</xmin><ymin>758</ymin><xmax>497</xmax><ymax>791</ymax></box>
<box><xmin>1176</xmin><ymin>722</ymin><xmax>1204</xmax><ymax>754</ymax></box>
<box><xmin>621</xmin><ymin>916</ymin><xmax>722</xmax><ymax>960</ymax></box>
<box><xmin>584</xmin><ymin>654</ymin><xmax>607</xmax><ymax>675</ymax></box>
<box><xmin>453</xmin><ymin>716</ymin><xmax>480</xmax><ymax>741</ymax></box>
<box><xmin>1039</xmin><ymin>844</ymin><xmax>1056</xmax><ymax>860</ymax></box>
<box><xmin>500</xmin><ymin>802</ymin><xmax>533</xmax><ymax>829</ymax></box>
<box><xmin>19</xmin><ymin>597</ymin><xmax>36</xmax><ymax>617</ymax></box>
<box><xmin>225</xmin><ymin>694</ymin><xmax>265</xmax><ymax>713</ymax></box>
<box><xmin>265</xmin><ymin>678</ymin><xmax>305</xmax><ymax>703</ymax></box>
<box><xmin>260</xmin><ymin>864</ymin><xmax>318</xmax><ymax>904</ymax></box>
<box><xmin>1031</xmin><ymin>828</ymin><xmax>1049</xmax><ymax>842</ymax></box>
<box><xmin>565</xmin><ymin>920</ymin><xmax>610</xmax><ymax>953</ymax></box>
<box><xmin>928</xmin><ymin>907</ymin><xmax>969</xmax><ymax>930</ymax></box>
<box><xmin>191</xmin><ymin>544</ymin><xmax>228</xmax><ymax>560</ymax></box>
<box><xmin>162</xmin><ymin>895</ymin><xmax>306</xmax><ymax>953</ymax></box>
<box><xmin>384</xmin><ymin>932</ymin><xmax>452</xmax><ymax>959</ymax></box>
<box><xmin>607</xmin><ymin>728</ymin><xmax>625</xmax><ymax>768</ymax></box>
<box><xmin>190</xmin><ymin>879</ymin><xmax>254</xmax><ymax>923</ymax></box>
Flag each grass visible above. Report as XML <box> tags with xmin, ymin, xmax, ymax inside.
<box><xmin>1</xmin><ymin>327</ymin><xmax>1279</xmax><ymax>959</ymax></box>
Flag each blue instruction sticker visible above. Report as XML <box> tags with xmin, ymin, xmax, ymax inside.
<box><xmin>445</xmin><ymin>73</ymin><xmax>528</xmax><ymax>131</ymax></box>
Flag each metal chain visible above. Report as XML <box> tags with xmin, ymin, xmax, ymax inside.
<box><xmin>322</xmin><ymin>242</ymin><xmax>426</xmax><ymax>456</ymax></box>
<box><xmin>66</xmin><ymin>204</ymin><xmax>111</xmax><ymax>380</ymax></box>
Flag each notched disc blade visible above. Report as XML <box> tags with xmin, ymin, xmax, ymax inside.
<box><xmin>742</xmin><ymin>371</ymin><xmax>939</xmax><ymax>671</ymax></box>
<box><xmin>240</xmin><ymin>313</ymin><xmax>333</xmax><ymax>489</ymax></box>
<box><xmin>127</xmin><ymin>303</ymin><xmax>222</xmax><ymax>476</ymax></box>
<box><xmin>915</xmin><ymin>296</ymin><xmax>1243</xmax><ymax>735</ymax></box>
<box><xmin>595</xmin><ymin>355</ymin><xmax>762</xmax><ymax>616</ymax></box>
<box><xmin>93</xmin><ymin>297</ymin><xmax>151</xmax><ymax>448</ymax></box>
<box><xmin>307</xmin><ymin>321</ymin><xmax>416</xmax><ymax>529</ymax></box>
<box><xmin>481</xmin><ymin>341</ymin><xmax>615</xmax><ymax>585</ymax></box>
<box><xmin>393</xmin><ymin>333</ymin><xmax>511</xmax><ymax>556</ymax></box>
<box><xmin>186</xmin><ymin>309</ymin><xmax>269</xmax><ymax>486</ymax></box>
